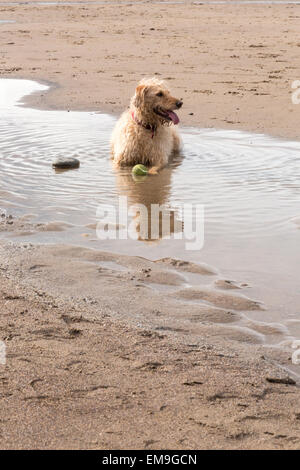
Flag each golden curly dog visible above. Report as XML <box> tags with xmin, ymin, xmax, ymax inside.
<box><xmin>111</xmin><ymin>77</ymin><xmax>183</xmax><ymax>174</ymax></box>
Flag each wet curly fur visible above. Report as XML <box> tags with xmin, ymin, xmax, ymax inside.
<box><xmin>110</xmin><ymin>78</ymin><xmax>182</xmax><ymax>174</ymax></box>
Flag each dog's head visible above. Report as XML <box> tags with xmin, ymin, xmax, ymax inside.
<box><xmin>131</xmin><ymin>77</ymin><xmax>183</xmax><ymax>125</ymax></box>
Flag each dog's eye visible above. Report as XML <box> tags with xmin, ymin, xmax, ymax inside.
<box><xmin>156</xmin><ymin>91</ymin><xmax>164</xmax><ymax>97</ymax></box>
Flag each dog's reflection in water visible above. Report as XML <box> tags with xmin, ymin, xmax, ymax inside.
<box><xmin>113</xmin><ymin>158</ymin><xmax>184</xmax><ymax>242</ymax></box>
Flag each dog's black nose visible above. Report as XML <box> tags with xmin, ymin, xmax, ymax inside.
<box><xmin>176</xmin><ymin>100</ymin><xmax>183</xmax><ymax>109</ymax></box>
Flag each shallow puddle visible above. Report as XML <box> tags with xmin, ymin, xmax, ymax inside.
<box><xmin>1</xmin><ymin>78</ymin><xmax>300</xmax><ymax>366</ymax></box>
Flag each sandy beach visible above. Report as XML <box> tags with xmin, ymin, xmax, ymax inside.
<box><xmin>1</xmin><ymin>239</ymin><xmax>300</xmax><ymax>450</ymax></box>
<box><xmin>1</xmin><ymin>0</ymin><xmax>300</xmax><ymax>450</ymax></box>
<box><xmin>0</xmin><ymin>0</ymin><xmax>300</xmax><ymax>138</ymax></box>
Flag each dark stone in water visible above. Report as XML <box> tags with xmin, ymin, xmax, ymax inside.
<box><xmin>52</xmin><ymin>157</ymin><xmax>80</xmax><ymax>169</ymax></box>
<box><xmin>266</xmin><ymin>376</ymin><xmax>296</xmax><ymax>385</ymax></box>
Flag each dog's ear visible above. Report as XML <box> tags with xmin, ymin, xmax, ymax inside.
<box><xmin>133</xmin><ymin>84</ymin><xmax>148</xmax><ymax>108</ymax></box>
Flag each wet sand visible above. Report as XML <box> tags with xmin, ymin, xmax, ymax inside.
<box><xmin>1</xmin><ymin>238</ymin><xmax>300</xmax><ymax>450</ymax></box>
<box><xmin>1</xmin><ymin>0</ymin><xmax>300</xmax><ymax>450</ymax></box>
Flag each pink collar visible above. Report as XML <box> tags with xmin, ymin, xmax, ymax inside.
<box><xmin>131</xmin><ymin>111</ymin><xmax>156</xmax><ymax>139</ymax></box>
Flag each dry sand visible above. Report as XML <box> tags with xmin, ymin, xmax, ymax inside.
<box><xmin>1</xmin><ymin>0</ymin><xmax>300</xmax><ymax>449</ymax></box>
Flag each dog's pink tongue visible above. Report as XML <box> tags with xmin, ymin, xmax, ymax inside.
<box><xmin>167</xmin><ymin>111</ymin><xmax>180</xmax><ymax>125</ymax></box>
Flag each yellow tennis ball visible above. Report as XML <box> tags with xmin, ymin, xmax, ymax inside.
<box><xmin>132</xmin><ymin>164</ymin><xmax>148</xmax><ymax>176</ymax></box>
